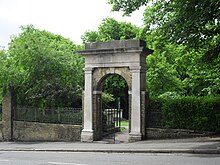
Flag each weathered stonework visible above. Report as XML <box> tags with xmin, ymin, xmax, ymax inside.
<box><xmin>13</xmin><ymin>121</ymin><xmax>82</xmax><ymax>141</ymax></box>
<box><xmin>2</xmin><ymin>90</ymin><xmax>16</xmax><ymax>141</ymax></box>
<box><xmin>146</xmin><ymin>128</ymin><xmax>214</xmax><ymax>139</ymax></box>
<box><xmin>79</xmin><ymin>39</ymin><xmax>153</xmax><ymax>142</ymax></box>
<box><xmin>93</xmin><ymin>67</ymin><xmax>132</xmax><ymax>91</ymax></box>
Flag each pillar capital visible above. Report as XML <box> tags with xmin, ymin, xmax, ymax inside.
<box><xmin>84</xmin><ymin>67</ymin><xmax>93</xmax><ymax>74</ymax></box>
<box><xmin>129</xmin><ymin>66</ymin><xmax>141</xmax><ymax>71</ymax></box>
<box><xmin>130</xmin><ymin>66</ymin><xmax>146</xmax><ymax>73</ymax></box>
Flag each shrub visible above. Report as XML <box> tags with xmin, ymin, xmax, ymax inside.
<box><xmin>162</xmin><ymin>96</ymin><xmax>220</xmax><ymax>132</ymax></box>
<box><xmin>147</xmin><ymin>97</ymin><xmax>165</xmax><ymax>127</ymax></box>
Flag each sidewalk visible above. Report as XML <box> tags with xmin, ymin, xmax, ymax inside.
<box><xmin>0</xmin><ymin>136</ymin><xmax>220</xmax><ymax>154</ymax></box>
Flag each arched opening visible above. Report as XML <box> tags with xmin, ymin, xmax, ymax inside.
<box><xmin>97</xmin><ymin>73</ymin><xmax>129</xmax><ymax>141</ymax></box>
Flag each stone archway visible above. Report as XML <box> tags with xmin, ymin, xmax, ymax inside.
<box><xmin>79</xmin><ymin>39</ymin><xmax>153</xmax><ymax>142</ymax></box>
<box><xmin>93</xmin><ymin>68</ymin><xmax>130</xmax><ymax>140</ymax></box>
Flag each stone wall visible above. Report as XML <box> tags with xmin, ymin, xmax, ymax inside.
<box><xmin>146</xmin><ymin>128</ymin><xmax>213</xmax><ymax>139</ymax></box>
<box><xmin>13</xmin><ymin>121</ymin><xmax>82</xmax><ymax>141</ymax></box>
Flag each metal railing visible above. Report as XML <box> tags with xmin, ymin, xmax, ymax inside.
<box><xmin>146</xmin><ymin>109</ymin><xmax>166</xmax><ymax>128</ymax></box>
<box><xmin>103</xmin><ymin>109</ymin><xmax>123</xmax><ymax>128</ymax></box>
<box><xmin>15</xmin><ymin>106</ymin><xmax>82</xmax><ymax>125</ymax></box>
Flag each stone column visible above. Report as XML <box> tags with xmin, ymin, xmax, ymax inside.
<box><xmin>2</xmin><ymin>89</ymin><xmax>16</xmax><ymax>141</ymax></box>
<box><xmin>81</xmin><ymin>68</ymin><xmax>94</xmax><ymax>142</ymax></box>
<box><xmin>129</xmin><ymin>66</ymin><xmax>142</xmax><ymax>142</ymax></box>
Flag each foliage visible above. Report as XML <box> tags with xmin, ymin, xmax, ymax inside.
<box><xmin>0</xmin><ymin>104</ymin><xmax>2</xmax><ymax>120</ymax></box>
<box><xmin>103</xmin><ymin>74</ymin><xmax>128</xmax><ymax>98</ymax></box>
<box><xmin>145</xmin><ymin>30</ymin><xmax>220</xmax><ymax>97</ymax></box>
<box><xmin>0</xmin><ymin>49</ymin><xmax>8</xmax><ymax>103</ymax></box>
<box><xmin>109</xmin><ymin>0</ymin><xmax>220</xmax><ymax>52</ymax></box>
<box><xmin>109</xmin><ymin>0</ymin><xmax>220</xmax><ymax>97</ymax></box>
<box><xmin>148</xmin><ymin>96</ymin><xmax>220</xmax><ymax>132</ymax></box>
<box><xmin>108</xmin><ymin>0</ymin><xmax>148</xmax><ymax>16</ymax></box>
<box><xmin>81</xmin><ymin>18</ymin><xmax>141</xmax><ymax>43</ymax></box>
<box><xmin>162</xmin><ymin>96</ymin><xmax>220</xmax><ymax>132</ymax></box>
<box><xmin>158</xmin><ymin>92</ymin><xmax>180</xmax><ymax>99</ymax></box>
<box><xmin>146</xmin><ymin>50</ymin><xmax>184</xmax><ymax>96</ymax></box>
<box><xmin>182</xmin><ymin>51</ymin><xmax>220</xmax><ymax>96</ymax></box>
<box><xmin>2</xmin><ymin>25</ymin><xmax>84</xmax><ymax>107</ymax></box>
<box><xmin>102</xmin><ymin>92</ymin><xmax>115</xmax><ymax>104</ymax></box>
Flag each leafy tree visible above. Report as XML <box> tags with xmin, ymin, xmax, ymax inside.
<box><xmin>109</xmin><ymin>0</ymin><xmax>220</xmax><ymax>97</ymax></box>
<box><xmin>103</xmin><ymin>74</ymin><xmax>128</xmax><ymax>98</ymax></box>
<box><xmin>4</xmin><ymin>25</ymin><xmax>84</xmax><ymax>107</ymax></box>
<box><xmin>109</xmin><ymin>0</ymin><xmax>220</xmax><ymax>65</ymax></box>
<box><xmin>108</xmin><ymin>0</ymin><xmax>148</xmax><ymax>16</ymax></box>
<box><xmin>146</xmin><ymin>49</ymin><xmax>184</xmax><ymax>97</ymax></box>
<box><xmin>0</xmin><ymin>48</ymin><xmax>8</xmax><ymax>103</ymax></box>
<box><xmin>109</xmin><ymin>0</ymin><xmax>219</xmax><ymax>51</ymax></box>
<box><xmin>81</xmin><ymin>18</ymin><xmax>141</xmax><ymax>43</ymax></box>
<box><xmin>182</xmin><ymin>50</ymin><xmax>220</xmax><ymax>96</ymax></box>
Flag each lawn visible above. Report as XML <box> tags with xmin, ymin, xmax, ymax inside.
<box><xmin>120</xmin><ymin>120</ymin><xmax>129</xmax><ymax>127</ymax></box>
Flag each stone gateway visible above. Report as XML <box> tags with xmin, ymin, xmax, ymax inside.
<box><xmin>79</xmin><ymin>39</ymin><xmax>153</xmax><ymax>142</ymax></box>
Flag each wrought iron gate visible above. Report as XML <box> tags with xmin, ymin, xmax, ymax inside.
<box><xmin>102</xmin><ymin>98</ymin><xmax>122</xmax><ymax>138</ymax></box>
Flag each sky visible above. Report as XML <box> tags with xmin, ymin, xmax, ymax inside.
<box><xmin>0</xmin><ymin>0</ymin><xmax>145</xmax><ymax>49</ymax></box>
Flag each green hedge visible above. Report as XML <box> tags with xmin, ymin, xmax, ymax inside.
<box><xmin>149</xmin><ymin>96</ymin><xmax>220</xmax><ymax>132</ymax></box>
<box><xmin>0</xmin><ymin>105</ymin><xmax>2</xmax><ymax>120</ymax></box>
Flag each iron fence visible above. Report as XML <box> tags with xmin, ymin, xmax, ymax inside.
<box><xmin>103</xmin><ymin>109</ymin><xmax>123</xmax><ymax>128</ymax></box>
<box><xmin>15</xmin><ymin>106</ymin><xmax>82</xmax><ymax>125</ymax></box>
<box><xmin>146</xmin><ymin>109</ymin><xmax>166</xmax><ymax>128</ymax></box>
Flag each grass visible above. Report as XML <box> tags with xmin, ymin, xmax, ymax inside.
<box><xmin>115</xmin><ymin>120</ymin><xmax>129</xmax><ymax>127</ymax></box>
<box><xmin>120</xmin><ymin>120</ymin><xmax>129</xmax><ymax>127</ymax></box>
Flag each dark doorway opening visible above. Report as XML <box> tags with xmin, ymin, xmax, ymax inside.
<box><xmin>100</xmin><ymin>74</ymin><xmax>129</xmax><ymax>142</ymax></box>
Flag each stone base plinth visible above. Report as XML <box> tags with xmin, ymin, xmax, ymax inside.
<box><xmin>81</xmin><ymin>129</ymin><xmax>94</xmax><ymax>142</ymax></box>
<box><xmin>129</xmin><ymin>133</ymin><xmax>142</xmax><ymax>142</ymax></box>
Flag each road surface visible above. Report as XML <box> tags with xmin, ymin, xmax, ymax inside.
<box><xmin>0</xmin><ymin>151</ymin><xmax>219</xmax><ymax>165</ymax></box>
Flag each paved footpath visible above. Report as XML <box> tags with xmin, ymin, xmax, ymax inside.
<box><xmin>0</xmin><ymin>137</ymin><xmax>220</xmax><ymax>154</ymax></box>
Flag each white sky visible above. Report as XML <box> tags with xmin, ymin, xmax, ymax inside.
<box><xmin>0</xmin><ymin>0</ymin><xmax>145</xmax><ymax>49</ymax></box>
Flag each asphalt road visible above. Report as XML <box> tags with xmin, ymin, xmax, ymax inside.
<box><xmin>0</xmin><ymin>151</ymin><xmax>220</xmax><ymax>165</ymax></box>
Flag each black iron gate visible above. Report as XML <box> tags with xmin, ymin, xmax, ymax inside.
<box><xmin>102</xmin><ymin>98</ymin><xmax>122</xmax><ymax>138</ymax></box>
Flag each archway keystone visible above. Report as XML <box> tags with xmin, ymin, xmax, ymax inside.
<box><xmin>79</xmin><ymin>39</ymin><xmax>153</xmax><ymax>142</ymax></box>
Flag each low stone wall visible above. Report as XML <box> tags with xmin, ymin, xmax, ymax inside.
<box><xmin>13</xmin><ymin>121</ymin><xmax>82</xmax><ymax>142</ymax></box>
<box><xmin>0</xmin><ymin>122</ymin><xmax>2</xmax><ymax>141</ymax></box>
<box><xmin>146</xmin><ymin>128</ymin><xmax>214</xmax><ymax>139</ymax></box>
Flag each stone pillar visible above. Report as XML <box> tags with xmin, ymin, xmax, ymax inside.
<box><xmin>81</xmin><ymin>68</ymin><xmax>94</xmax><ymax>142</ymax></box>
<box><xmin>2</xmin><ymin>89</ymin><xmax>16</xmax><ymax>141</ymax></box>
<box><xmin>129</xmin><ymin>67</ymin><xmax>142</xmax><ymax>142</ymax></box>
